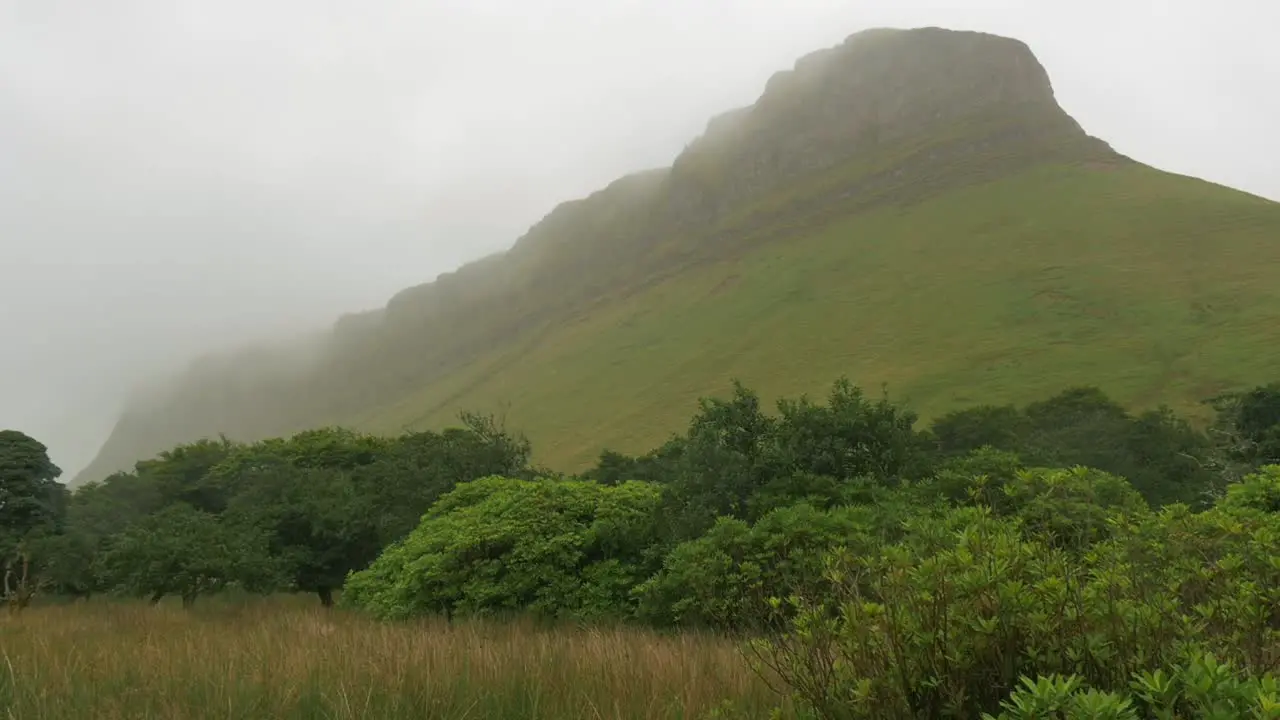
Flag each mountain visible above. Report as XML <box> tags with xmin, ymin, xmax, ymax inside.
<box><xmin>75</xmin><ymin>26</ymin><xmax>1280</xmax><ymax>485</ymax></box>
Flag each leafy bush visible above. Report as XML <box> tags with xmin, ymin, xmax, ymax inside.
<box><xmin>987</xmin><ymin>654</ymin><xmax>1280</xmax><ymax>719</ymax></box>
<box><xmin>993</xmin><ymin>466</ymin><xmax>1147</xmax><ymax>549</ymax></box>
<box><xmin>928</xmin><ymin>387</ymin><xmax>1218</xmax><ymax>508</ymax></box>
<box><xmin>342</xmin><ymin>476</ymin><xmax>663</xmax><ymax>620</ymax></box>
<box><xmin>1218</xmin><ymin>464</ymin><xmax>1280</xmax><ymax>513</ymax></box>
<box><xmin>635</xmin><ymin>503</ymin><xmax>880</xmax><ymax>630</ymax></box>
<box><xmin>750</xmin><ymin>498</ymin><xmax>1280</xmax><ymax>719</ymax></box>
<box><xmin>930</xmin><ymin>450</ymin><xmax>1147</xmax><ymax>548</ymax></box>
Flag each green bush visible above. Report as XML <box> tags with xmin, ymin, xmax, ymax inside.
<box><xmin>750</xmin><ymin>497</ymin><xmax>1280</xmax><ymax>719</ymax></box>
<box><xmin>1218</xmin><ymin>464</ymin><xmax>1280</xmax><ymax>513</ymax></box>
<box><xmin>341</xmin><ymin>476</ymin><xmax>662</xmax><ymax>621</ymax></box>
<box><xmin>634</xmin><ymin>503</ymin><xmax>880</xmax><ymax>630</ymax></box>
<box><xmin>987</xmin><ymin>654</ymin><xmax>1280</xmax><ymax>719</ymax></box>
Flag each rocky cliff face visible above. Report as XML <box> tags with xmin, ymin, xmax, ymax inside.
<box><xmin>665</xmin><ymin>27</ymin><xmax>1116</xmax><ymax>225</ymax></box>
<box><xmin>75</xmin><ymin>26</ymin><xmax>1119</xmax><ymax>485</ymax></box>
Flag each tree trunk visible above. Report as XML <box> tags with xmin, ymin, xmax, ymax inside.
<box><xmin>149</xmin><ymin>591</ymin><xmax>165</xmax><ymax>606</ymax></box>
<box><xmin>317</xmin><ymin>586</ymin><xmax>334</xmax><ymax>608</ymax></box>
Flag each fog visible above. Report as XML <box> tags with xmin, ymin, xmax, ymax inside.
<box><xmin>2</xmin><ymin>0</ymin><xmax>1277</xmax><ymax>479</ymax></box>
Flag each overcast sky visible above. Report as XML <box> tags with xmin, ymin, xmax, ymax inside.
<box><xmin>2</xmin><ymin>0</ymin><xmax>1277</xmax><ymax>479</ymax></box>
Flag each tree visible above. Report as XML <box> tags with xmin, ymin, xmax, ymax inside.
<box><xmin>929</xmin><ymin>404</ymin><xmax>1023</xmax><ymax>457</ymax></box>
<box><xmin>355</xmin><ymin>417</ymin><xmax>533</xmax><ymax>545</ymax></box>
<box><xmin>658</xmin><ymin>381</ymin><xmax>778</xmax><ymax>540</ymax></box>
<box><xmin>1208</xmin><ymin>383</ymin><xmax>1280</xmax><ymax>475</ymax></box>
<box><xmin>0</xmin><ymin>430</ymin><xmax>66</xmax><ymax>611</ymax></box>
<box><xmin>97</xmin><ymin>503</ymin><xmax>280</xmax><ymax>607</ymax></box>
<box><xmin>658</xmin><ymin>378</ymin><xmax>928</xmax><ymax>540</ymax></box>
<box><xmin>771</xmin><ymin>378</ymin><xmax>928</xmax><ymax>484</ymax></box>
<box><xmin>133</xmin><ymin>436</ymin><xmax>240</xmax><ymax>514</ymax></box>
<box><xmin>929</xmin><ymin>388</ymin><xmax>1217</xmax><ymax>508</ymax></box>
<box><xmin>224</xmin><ymin>463</ymin><xmax>382</xmax><ymax>607</ymax></box>
<box><xmin>0</xmin><ymin>429</ymin><xmax>65</xmax><ymax>542</ymax></box>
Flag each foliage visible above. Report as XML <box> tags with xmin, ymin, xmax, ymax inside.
<box><xmin>635</xmin><ymin>503</ymin><xmax>883</xmax><ymax>630</ymax></box>
<box><xmin>0</xmin><ymin>429</ymin><xmax>66</xmax><ymax>549</ymax></box>
<box><xmin>986</xmin><ymin>655</ymin><xmax>1280</xmax><ymax>720</ymax></box>
<box><xmin>771</xmin><ymin>379</ymin><xmax>928</xmax><ymax>482</ymax></box>
<box><xmin>930</xmin><ymin>388</ymin><xmax>1218</xmax><ymax>508</ymax></box>
<box><xmin>0</xmin><ymin>429</ymin><xmax>67</xmax><ymax>609</ymax></box>
<box><xmin>749</xmin><ymin>497</ymin><xmax>1280</xmax><ymax>719</ymax></box>
<box><xmin>1209</xmin><ymin>383</ymin><xmax>1280</xmax><ymax>478</ymax></box>
<box><xmin>652</xmin><ymin>378</ymin><xmax>928</xmax><ymax>541</ymax></box>
<box><xmin>981</xmin><ymin>465</ymin><xmax>1147</xmax><ymax>549</ymax></box>
<box><xmin>343</xmin><ymin>477</ymin><xmax>663</xmax><ymax>621</ymax></box>
<box><xmin>223</xmin><ymin>463</ymin><xmax>382</xmax><ymax>606</ymax></box>
<box><xmin>132</xmin><ymin>436</ymin><xmax>239</xmax><ymax>513</ymax></box>
<box><xmin>96</xmin><ymin>503</ymin><xmax>281</xmax><ymax>606</ymax></box>
<box><xmin>19</xmin><ymin>374</ymin><xmax>1280</xmax><ymax>716</ymax></box>
<box><xmin>353</xmin><ymin>415</ymin><xmax>534</xmax><ymax>545</ymax></box>
<box><xmin>22</xmin><ymin>414</ymin><xmax>533</xmax><ymax>607</ymax></box>
<box><xmin>1218</xmin><ymin>464</ymin><xmax>1280</xmax><ymax>513</ymax></box>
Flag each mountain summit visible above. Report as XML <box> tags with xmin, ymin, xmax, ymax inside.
<box><xmin>75</xmin><ymin>27</ymin><xmax>1280</xmax><ymax>485</ymax></box>
<box><xmin>667</xmin><ymin>27</ymin><xmax>1117</xmax><ymax>217</ymax></box>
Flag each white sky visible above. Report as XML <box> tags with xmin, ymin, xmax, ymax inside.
<box><xmin>2</xmin><ymin>0</ymin><xmax>1277</xmax><ymax>478</ymax></box>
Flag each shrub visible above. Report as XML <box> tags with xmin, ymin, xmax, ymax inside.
<box><xmin>634</xmin><ymin>503</ymin><xmax>881</xmax><ymax>630</ymax></box>
<box><xmin>342</xmin><ymin>476</ymin><xmax>663</xmax><ymax>621</ymax></box>
<box><xmin>750</xmin><ymin>500</ymin><xmax>1280</xmax><ymax>719</ymax></box>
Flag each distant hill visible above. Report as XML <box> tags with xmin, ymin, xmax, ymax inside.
<box><xmin>75</xmin><ymin>26</ymin><xmax>1280</xmax><ymax>485</ymax></box>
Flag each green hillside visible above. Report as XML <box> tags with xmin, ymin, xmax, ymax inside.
<box><xmin>354</xmin><ymin>161</ymin><xmax>1280</xmax><ymax>468</ymax></box>
<box><xmin>75</xmin><ymin>27</ymin><xmax>1280</xmax><ymax>483</ymax></box>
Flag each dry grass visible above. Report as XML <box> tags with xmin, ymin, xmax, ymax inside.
<box><xmin>0</xmin><ymin>596</ymin><xmax>788</xmax><ymax>719</ymax></box>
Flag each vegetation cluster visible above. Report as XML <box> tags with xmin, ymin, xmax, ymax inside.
<box><xmin>4</xmin><ymin>378</ymin><xmax>1280</xmax><ymax>718</ymax></box>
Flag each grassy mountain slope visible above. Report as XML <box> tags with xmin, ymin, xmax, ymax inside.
<box><xmin>354</xmin><ymin>161</ymin><xmax>1280</xmax><ymax>468</ymax></box>
<box><xmin>75</xmin><ymin>27</ymin><xmax>1280</xmax><ymax>483</ymax></box>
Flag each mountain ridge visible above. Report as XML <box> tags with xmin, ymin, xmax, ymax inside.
<box><xmin>74</xmin><ymin>26</ymin><xmax>1280</xmax><ymax>486</ymax></box>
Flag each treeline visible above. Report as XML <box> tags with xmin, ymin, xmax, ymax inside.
<box><xmin>4</xmin><ymin>379</ymin><xmax>1280</xmax><ymax>717</ymax></box>
<box><xmin>1</xmin><ymin>411</ymin><xmax>533</xmax><ymax>608</ymax></box>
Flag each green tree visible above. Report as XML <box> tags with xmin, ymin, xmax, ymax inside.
<box><xmin>355</xmin><ymin>417</ymin><xmax>533</xmax><ymax>545</ymax></box>
<box><xmin>1</xmin><ymin>430</ymin><xmax>66</xmax><ymax>609</ymax></box>
<box><xmin>97</xmin><ymin>503</ymin><xmax>280</xmax><ymax>607</ymax></box>
<box><xmin>224</xmin><ymin>462</ymin><xmax>382</xmax><ymax>607</ymax></box>
<box><xmin>771</xmin><ymin>378</ymin><xmax>928</xmax><ymax>482</ymax></box>
<box><xmin>658</xmin><ymin>381</ymin><xmax>777</xmax><ymax>539</ymax></box>
<box><xmin>137</xmin><ymin>436</ymin><xmax>240</xmax><ymax>512</ymax></box>
<box><xmin>0</xmin><ymin>429</ymin><xmax>65</xmax><ymax>543</ymax></box>
<box><xmin>1209</xmin><ymin>383</ymin><xmax>1280</xmax><ymax>476</ymax></box>
<box><xmin>930</xmin><ymin>404</ymin><xmax>1024</xmax><ymax>456</ymax></box>
<box><xmin>929</xmin><ymin>388</ymin><xmax>1217</xmax><ymax>508</ymax></box>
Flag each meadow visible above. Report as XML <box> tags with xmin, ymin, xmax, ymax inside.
<box><xmin>0</xmin><ymin>596</ymin><xmax>787</xmax><ymax>720</ymax></box>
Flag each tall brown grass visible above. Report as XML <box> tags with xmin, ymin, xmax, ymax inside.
<box><xmin>0</xmin><ymin>595</ymin><xmax>788</xmax><ymax>719</ymax></box>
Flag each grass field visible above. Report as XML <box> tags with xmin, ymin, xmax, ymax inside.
<box><xmin>0</xmin><ymin>597</ymin><xmax>786</xmax><ymax>720</ymax></box>
<box><xmin>356</xmin><ymin>161</ymin><xmax>1280</xmax><ymax>469</ymax></box>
